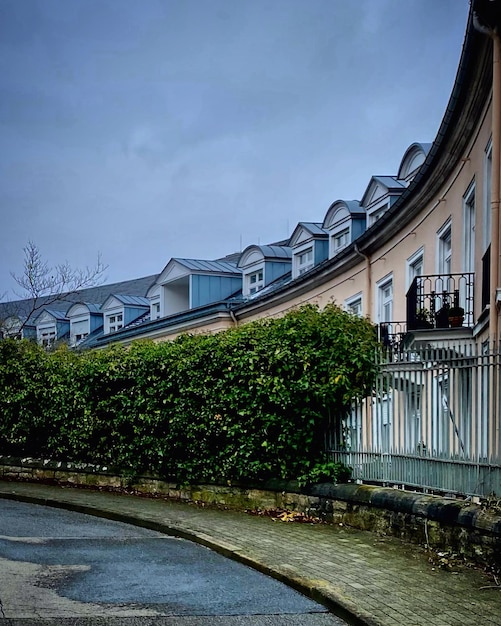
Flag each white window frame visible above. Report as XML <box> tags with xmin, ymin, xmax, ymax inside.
<box><xmin>152</xmin><ymin>301</ymin><xmax>161</xmax><ymax>320</ymax></box>
<box><xmin>462</xmin><ymin>180</ymin><xmax>475</xmax><ymax>274</ymax></box>
<box><xmin>437</xmin><ymin>219</ymin><xmax>452</xmax><ymax>276</ymax></box>
<box><xmin>367</xmin><ymin>201</ymin><xmax>389</xmax><ymax>227</ymax></box>
<box><xmin>406</xmin><ymin>247</ymin><xmax>424</xmax><ymax>291</ymax></box>
<box><xmin>245</xmin><ymin>267</ymin><xmax>264</xmax><ymax>296</ymax></box>
<box><xmin>331</xmin><ymin>227</ymin><xmax>350</xmax><ymax>255</ymax></box>
<box><xmin>345</xmin><ymin>293</ymin><xmax>363</xmax><ymax>317</ymax></box>
<box><xmin>376</xmin><ymin>274</ymin><xmax>393</xmax><ymax>325</ymax></box>
<box><xmin>40</xmin><ymin>329</ymin><xmax>56</xmax><ymax>347</ymax></box>
<box><xmin>295</xmin><ymin>247</ymin><xmax>314</xmax><ymax>276</ymax></box>
<box><xmin>105</xmin><ymin>311</ymin><xmax>124</xmax><ymax>334</ymax></box>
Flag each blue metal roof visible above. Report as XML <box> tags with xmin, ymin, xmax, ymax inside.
<box><xmin>66</xmin><ymin>302</ymin><xmax>103</xmax><ymax>316</ymax></box>
<box><xmin>360</xmin><ymin>176</ymin><xmax>406</xmax><ymax>207</ymax></box>
<box><xmin>38</xmin><ymin>309</ymin><xmax>69</xmax><ymax>322</ymax></box>
<box><xmin>296</xmin><ymin>222</ymin><xmax>328</xmax><ymax>237</ymax></box>
<box><xmin>109</xmin><ymin>295</ymin><xmax>150</xmax><ymax>307</ymax></box>
<box><xmin>237</xmin><ymin>245</ymin><xmax>292</xmax><ymax>268</ymax></box>
<box><xmin>371</xmin><ymin>176</ymin><xmax>406</xmax><ymax>190</ymax></box>
<box><xmin>174</xmin><ymin>258</ymin><xmax>241</xmax><ymax>274</ymax></box>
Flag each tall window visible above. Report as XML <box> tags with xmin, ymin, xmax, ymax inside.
<box><xmin>463</xmin><ymin>182</ymin><xmax>475</xmax><ymax>274</ymax></box>
<box><xmin>437</xmin><ymin>221</ymin><xmax>452</xmax><ymax>276</ymax></box>
<box><xmin>377</xmin><ymin>277</ymin><xmax>393</xmax><ymax>324</ymax></box>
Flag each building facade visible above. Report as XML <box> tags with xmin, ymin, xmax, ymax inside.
<box><xmin>1</xmin><ymin>1</ymin><xmax>500</xmax><ymax>496</ymax></box>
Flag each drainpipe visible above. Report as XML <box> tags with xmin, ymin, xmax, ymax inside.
<box><xmin>491</xmin><ymin>33</ymin><xmax>501</xmax><ymax>343</ymax></box>
<box><xmin>228</xmin><ymin>306</ymin><xmax>238</xmax><ymax>327</ymax></box>
<box><xmin>474</xmin><ymin>10</ymin><xmax>501</xmax><ymax>343</ymax></box>
<box><xmin>354</xmin><ymin>244</ymin><xmax>372</xmax><ymax>318</ymax></box>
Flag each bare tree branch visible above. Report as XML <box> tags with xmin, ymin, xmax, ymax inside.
<box><xmin>5</xmin><ymin>241</ymin><xmax>108</xmax><ymax>332</ymax></box>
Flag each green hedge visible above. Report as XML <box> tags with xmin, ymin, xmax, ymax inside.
<box><xmin>0</xmin><ymin>304</ymin><xmax>378</xmax><ymax>485</ymax></box>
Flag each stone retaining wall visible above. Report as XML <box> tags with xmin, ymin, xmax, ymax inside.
<box><xmin>1</xmin><ymin>457</ymin><xmax>500</xmax><ymax>569</ymax></box>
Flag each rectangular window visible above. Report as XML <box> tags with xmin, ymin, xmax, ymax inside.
<box><xmin>377</xmin><ymin>277</ymin><xmax>393</xmax><ymax>324</ymax></box>
<box><xmin>437</xmin><ymin>221</ymin><xmax>452</xmax><ymax>276</ymax></box>
<box><xmin>463</xmin><ymin>182</ymin><xmax>475</xmax><ymax>274</ymax></box>
<box><xmin>345</xmin><ymin>294</ymin><xmax>362</xmax><ymax>317</ymax></box>
<box><xmin>332</xmin><ymin>228</ymin><xmax>349</xmax><ymax>253</ymax></box>
<box><xmin>41</xmin><ymin>330</ymin><xmax>56</xmax><ymax>347</ymax></box>
<box><xmin>107</xmin><ymin>313</ymin><xmax>123</xmax><ymax>333</ymax></box>
<box><xmin>247</xmin><ymin>269</ymin><xmax>264</xmax><ymax>295</ymax></box>
<box><xmin>369</xmin><ymin>207</ymin><xmax>386</xmax><ymax>226</ymax></box>
<box><xmin>297</xmin><ymin>248</ymin><xmax>313</xmax><ymax>275</ymax></box>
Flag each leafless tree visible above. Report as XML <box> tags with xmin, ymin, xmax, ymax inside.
<box><xmin>3</xmin><ymin>241</ymin><xmax>108</xmax><ymax>333</ymax></box>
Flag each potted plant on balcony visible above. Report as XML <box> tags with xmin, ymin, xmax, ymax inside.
<box><xmin>448</xmin><ymin>306</ymin><xmax>465</xmax><ymax>327</ymax></box>
<box><xmin>415</xmin><ymin>308</ymin><xmax>433</xmax><ymax>329</ymax></box>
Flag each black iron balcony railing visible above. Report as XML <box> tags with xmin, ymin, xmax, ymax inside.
<box><xmin>406</xmin><ymin>273</ymin><xmax>474</xmax><ymax>331</ymax></box>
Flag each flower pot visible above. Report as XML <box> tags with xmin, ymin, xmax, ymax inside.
<box><xmin>449</xmin><ymin>315</ymin><xmax>464</xmax><ymax>328</ymax></box>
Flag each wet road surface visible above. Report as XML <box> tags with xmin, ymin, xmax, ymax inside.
<box><xmin>0</xmin><ymin>499</ymin><xmax>348</xmax><ymax>624</ymax></box>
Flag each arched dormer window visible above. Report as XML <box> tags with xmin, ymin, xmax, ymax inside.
<box><xmin>322</xmin><ymin>200</ymin><xmax>365</xmax><ymax>258</ymax></box>
<box><xmin>238</xmin><ymin>244</ymin><xmax>291</xmax><ymax>297</ymax></box>
<box><xmin>397</xmin><ymin>142</ymin><xmax>432</xmax><ymax>184</ymax></box>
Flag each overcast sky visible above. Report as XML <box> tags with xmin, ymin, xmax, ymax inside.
<box><xmin>0</xmin><ymin>0</ymin><xmax>471</xmax><ymax>300</ymax></box>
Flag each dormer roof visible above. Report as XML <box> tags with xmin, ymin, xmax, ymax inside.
<box><xmin>360</xmin><ymin>176</ymin><xmax>406</xmax><ymax>208</ymax></box>
<box><xmin>289</xmin><ymin>222</ymin><xmax>328</xmax><ymax>247</ymax></box>
<box><xmin>157</xmin><ymin>258</ymin><xmax>241</xmax><ymax>284</ymax></box>
<box><xmin>33</xmin><ymin>308</ymin><xmax>69</xmax><ymax>324</ymax></box>
<box><xmin>322</xmin><ymin>200</ymin><xmax>364</xmax><ymax>229</ymax></box>
<box><xmin>238</xmin><ymin>244</ymin><xmax>292</xmax><ymax>269</ymax></box>
<box><xmin>100</xmin><ymin>294</ymin><xmax>150</xmax><ymax>310</ymax></box>
<box><xmin>66</xmin><ymin>302</ymin><xmax>102</xmax><ymax>317</ymax></box>
<box><xmin>397</xmin><ymin>142</ymin><xmax>432</xmax><ymax>181</ymax></box>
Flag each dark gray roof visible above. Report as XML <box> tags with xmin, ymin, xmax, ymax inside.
<box><xmin>0</xmin><ymin>274</ymin><xmax>157</xmax><ymax>324</ymax></box>
<box><xmin>216</xmin><ymin>251</ymin><xmax>242</xmax><ymax>264</ymax></box>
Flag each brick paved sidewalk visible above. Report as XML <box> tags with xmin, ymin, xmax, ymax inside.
<box><xmin>0</xmin><ymin>481</ymin><xmax>500</xmax><ymax>626</ymax></box>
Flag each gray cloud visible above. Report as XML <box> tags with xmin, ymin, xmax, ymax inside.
<box><xmin>0</xmin><ymin>0</ymin><xmax>470</xmax><ymax>298</ymax></box>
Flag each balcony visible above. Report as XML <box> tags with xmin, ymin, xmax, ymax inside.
<box><xmin>406</xmin><ymin>273</ymin><xmax>474</xmax><ymax>331</ymax></box>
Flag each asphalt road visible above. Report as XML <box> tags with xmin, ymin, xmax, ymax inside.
<box><xmin>0</xmin><ymin>499</ymin><xmax>348</xmax><ymax>625</ymax></box>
